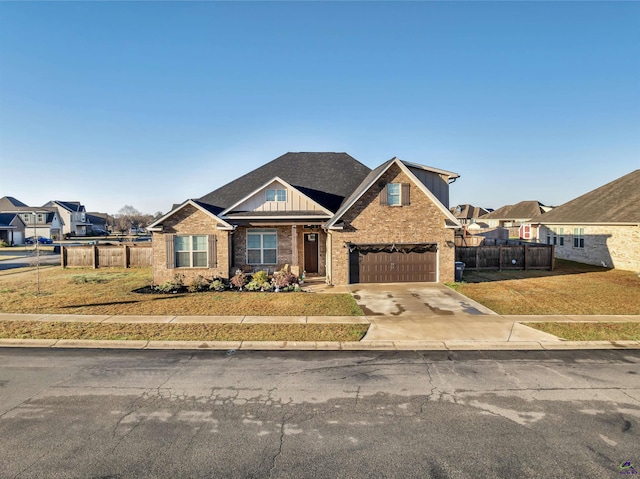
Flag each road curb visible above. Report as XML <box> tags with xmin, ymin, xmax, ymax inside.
<box><xmin>1</xmin><ymin>339</ymin><xmax>639</xmax><ymax>351</ymax></box>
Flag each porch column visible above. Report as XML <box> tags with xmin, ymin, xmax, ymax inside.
<box><xmin>291</xmin><ymin>225</ymin><xmax>299</xmax><ymax>274</ymax></box>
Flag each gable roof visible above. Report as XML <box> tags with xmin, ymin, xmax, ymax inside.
<box><xmin>530</xmin><ymin>169</ymin><xmax>640</xmax><ymax>225</ymax></box>
<box><xmin>0</xmin><ymin>213</ymin><xmax>24</xmax><ymax>227</ymax></box>
<box><xmin>451</xmin><ymin>204</ymin><xmax>489</xmax><ymax>220</ymax></box>
<box><xmin>220</xmin><ymin>176</ymin><xmax>333</xmax><ymax>216</ymax></box>
<box><xmin>326</xmin><ymin>157</ymin><xmax>461</xmax><ymax>229</ymax></box>
<box><xmin>0</xmin><ymin>197</ymin><xmax>28</xmax><ymax>209</ymax></box>
<box><xmin>148</xmin><ymin>199</ymin><xmax>234</xmax><ymax>231</ymax></box>
<box><xmin>45</xmin><ymin>201</ymin><xmax>84</xmax><ymax>212</ymax></box>
<box><xmin>198</xmin><ymin>152</ymin><xmax>371</xmax><ymax>213</ymax></box>
<box><xmin>481</xmin><ymin>200</ymin><xmax>548</xmax><ymax>220</ymax></box>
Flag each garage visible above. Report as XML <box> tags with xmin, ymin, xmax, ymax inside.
<box><xmin>348</xmin><ymin>243</ymin><xmax>438</xmax><ymax>283</ymax></box>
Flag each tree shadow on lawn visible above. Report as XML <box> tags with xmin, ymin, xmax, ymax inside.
<box><xmin>60</xmin><ymin>294</ymin><xmax>187</xmax><ymax>309</ymax></box>
<box><xmin>461</xmin><ymin>259</ymin><xmax>612</xmax><ymax>284</ymax></box>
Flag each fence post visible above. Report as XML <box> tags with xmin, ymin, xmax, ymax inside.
<box><xmin>125</xmin><ymin>245</ymin><xmax>131</xmax><ymax>268</ymax></box>
<box><xmin>524</xmin><ymin>245</ymin><xmax>528</xmax><ymax>271</ymax></box>
<box><xmin>499</xmin><ymin>246</ymin><xmax>503</xmax><ymax>270</ymax></box>
<box><xmin>550</xmin><ymin>245</ymin><xmax>555</xmax><ymax>271</ymax></box>
<box><xmin>61</xmin><ymin>246</ymin><xmax>67</xmax><ymax>268</ymax></box>
<box><xmin>92</xmin><ymin>245</ymin><xmax>98</xmax><ymax>269</ymax></box>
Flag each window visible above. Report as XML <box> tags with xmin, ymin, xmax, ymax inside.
<box><xmin>387</xmin><ymin>183</ymin><xmax>401</xmax><ymax>206</ymax></box>
<box><xmin>247</xmin><ymin>229</ymin><xmax>277</xmax><ymax>264</ymax></box>
<box><xmin>266</xmin><ymin>189</ymin><xmax>287</xmax><ymax>202</ymax></box>
<box><xmin>573</xmin><ymin>228</ymin><xmax>584</xmax><ymax>248</ymax></box>
<box><xmin>175</xmin><ymin>235</ymin><xmax>207</xmax><ymax>267</ymax></box>
<box><xmin>380</xmin><ymin>183</ymin><xmax>410</xmax><ymax>206</ymax></box>
<box><xmin>558</xmin><ymin>228</ymin><xmax>564</xmax><ymax>246</ymax></box>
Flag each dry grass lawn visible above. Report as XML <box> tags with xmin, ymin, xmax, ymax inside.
<box><xmin>449</xmin><ymin>260</ymin><xmax>640</xmax><ymax>315</ymax></box>
<box><xmin>0</xmin><ymin>321</ymin><xmax>369</xmax><ymax>342</ymax></box>
<box><xmin>526</xmin><ymin>322</ymin><xmax>640</xmax><ymax>341</ymax></box>
<box><xmin>0</xmin><ymin>267</ymin><xmax>363</xmax><ymax>316</ymax></box>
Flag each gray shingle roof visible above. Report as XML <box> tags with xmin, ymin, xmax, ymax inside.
<box><xmin>482</xmin><ymin>201</ymin><xmax>548</xmax><ymax>220</ymax></box>
<box><xmin>0</xmin><ymin>197</ymin><xmax>28</xmax><ymax>209</ymax></box>
<box><xmin>530</xmin><ymin>169</ymin><xmax>640</xmax><ymax>224</ymax></box>
<box><xmin>450</xmin><ymin>204</ymin><xmax>489</xmax><ymax>220</ymax></box>
<box><xmin>0</xmin><ymin>213</ymin><xmax>21</xmax><ymax>226</ymax></box>
<box><xmin>198</xmin><ymin>152</ymin><xmax>371</xmax><ymax>213</ymax></box>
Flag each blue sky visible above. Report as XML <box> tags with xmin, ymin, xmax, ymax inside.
<box><xmin>1</xmin><ymin>1</ymin><xmax>638</xmax><ymax>216</ymax></box>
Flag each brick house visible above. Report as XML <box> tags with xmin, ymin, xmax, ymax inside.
<box><xmin>530</xmin><ymin>169</ymin><xmax>640</xmax><ymax>271</ymax></box>
<box><xmin>149</xmin><ymin>152</ymin><xmax>461</xmax><ymax>285</ymax></box>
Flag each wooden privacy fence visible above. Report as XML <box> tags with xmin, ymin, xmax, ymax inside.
<box><xmin>61</xmin><ymin>245</ymin><xmax>153</xmax><ymax>268</ymax></box>
<box><xmin>455</xmin><ymin>244</ymin><xmax>554</xmax><ymax>271</ymax></box>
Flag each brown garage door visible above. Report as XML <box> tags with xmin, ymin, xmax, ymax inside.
<box><xmin>349</xmin><ymin>250</ymin><xmax>437</xmax><ymax>283</ymax></box>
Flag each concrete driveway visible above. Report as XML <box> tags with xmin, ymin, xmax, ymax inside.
<box><xmin>345</xmin><ymin>283</ymin><xmax>558</xmax><ymax>342</ymax></box>
<box><xmin>346</xmin><ymin>282</ymin><xmax>497</xmax><ymax>317</ymax></box>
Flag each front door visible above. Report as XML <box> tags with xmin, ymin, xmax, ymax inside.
<box><xmin>304</xmin><ymin>233</ymin><xmax>318</xmax><ymax>274</ymax></box>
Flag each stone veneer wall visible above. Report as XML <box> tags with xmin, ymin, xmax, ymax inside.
<box><xmin>329</xmin><ymin>163</ymin><xmax>455</xmax><ymax>285</ymax></box>
<box><xmin>542</xmin><ymin>224</ymin><xmax>640</xmax><ymax>271</ymax></box>
<box><xmin>152</xmin><ymin>204</ymin><xmax>230</xmax><ymax>285</ymax></box>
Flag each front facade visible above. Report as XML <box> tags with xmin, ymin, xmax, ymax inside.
<box><xmin>150</xmin><ymin>153</ymin><xmax>461</xmax><ymax>285</ymax></box>
<box><xmin>44</xmin><ymin>201</ymin><xmax>90</xmax><ymax>236</ymax></box>
<box><xmin>0</xmin><ymin>213</ymin><xmax>26</xmax><ymax>245</ymax></box>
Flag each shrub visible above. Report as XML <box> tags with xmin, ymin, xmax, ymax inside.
<box><xmin>0</xmin><ymin>240</ymin><xmax>9</xmax><ymax>248</ymax></box>
<box><xmin>272</xmin><ymin>269</ymin><xmax>299</xmax><ymax>290</ymax></box>
<box><xmin>230</xmin><ymin>270</ymin><xmax>248</xmax><ymax>290</ymax></box>
<box><xmin>246</xmin><ymin>270</ymin><xmax>272</xmax><ymax>291</ymax></box>
<box><xmin>209</xmin><ymin>279</ymin><xmax>226</xmax><ymax>292</ymax></box>
<box><xmin>188</xmin><ymin>275</ymin><xmax>209</xmax><ymax>293</ymax></box>
<box><xmin>156</xmin><ymin>273</ymin><xmax>185</xmax><ymax>293</ymax></box>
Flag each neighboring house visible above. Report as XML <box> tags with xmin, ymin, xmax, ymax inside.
<box><xmin>529</xmin><ymin>169</ymin><xmax>640</xmax><ymax>271</ymax></box>
<box><xmin>0</xmin><ymin>213</ymin><xmax>26</xmax><ymax>245</ymax></box>
<box><xmin>44</xmin><ymin>201</ymin><xmax>90</xmax><ymax>236</ymax></box>
<box><xmin>450</xmin><ymin>204</ymin><xmax>489</xmax><ymax>225</ymax></box>
<box><xmin>480</xmin><ymin>200</ymin><xmax>552</xmax><ymax>241</ymax></box>
<box><xmin>149</xmin><ymin>152</ymin><xmax>461</xmax><ymax>285</ymax></box>
<box><xmin>86</xmin><ymin>212</ymin><xmax>112</xmax><ymax>233</ymax></box>
<box><xmin>0</xmin><ymin>196</ymin><xmax>29</xmax><ymax>210</ymax></box>
<box><xmin>0</xmin><ymin>196</ymin><xmax>64</xmax><ymax>240</ymax></box>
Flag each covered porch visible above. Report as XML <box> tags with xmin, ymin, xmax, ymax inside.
<box><xmin>229</xmin><ymin>220</ymin><xmax>328</xmax><ymax>278</ymax></box>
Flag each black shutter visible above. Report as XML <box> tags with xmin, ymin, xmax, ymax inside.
<box><xmin>208</xmin><ymin>235</ymin><xmax>217</xmax><ymax>268</ymax></box>
<box><xmin>166</xmin><ymin>234</ymin><xmax>175</xmax><ymax>269</ymax></box>
<box><xmin>401</xmin><ymin>183</ymin><xmax>410</xmax><ymax>205</ymax></box>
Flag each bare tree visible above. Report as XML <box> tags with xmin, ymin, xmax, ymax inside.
<box><xmin>113</xmin><ymin>205</ymin><xmax>153</xmax><ymax>234</ymax></box>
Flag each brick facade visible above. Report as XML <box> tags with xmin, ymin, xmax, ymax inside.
<box><xmin>328</xmin><ymin>163</ymin><xmax>455</xmax><ymax>285</ymax></box>
<box><xmin>232</xmin><ymin>225</ymin><xmax>326</xmax><ymax>276</ymax></box>
<box><xmin>541</xmin><ymin>224</ymin><xmax>640</xmax><ymax>271</ymax></box>
<box><xmin>152</xmin><ymin>204</ymin><xmax>230</xmax><ymax>285</ymax></box>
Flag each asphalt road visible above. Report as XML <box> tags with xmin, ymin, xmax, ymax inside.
<box><xmin>0</xmin><ymin>254</ymin><xmax>60</xmax><ymax>271</ymax></box>
<box><xmin>1</xmin><ymin>349</ymin><xmax>639</xmax><ymax>478</ymax></box>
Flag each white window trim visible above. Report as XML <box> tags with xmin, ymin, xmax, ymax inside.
<box><xmin>573</xmin><ymin>227</ymin><xmax>585</xmax><ymax>248</ymax></box>
<box><xmin>175</xmin><ymin>235</ymin><xmax>208</xmax><ymax>268</ymax></box>
<box><xmin>266</xmin><ymin>189</ymin><xmax>287</xmax><ymax>202</ymax></box>
<box><xmin>247</xmin><ymin>229</ymin><xmax>278</xmax><ymax>265</ymax></box>
<box><xmin>387</xmin><ymin>183</ymin><xmax>401</xmax><ymax>206</ymax></box>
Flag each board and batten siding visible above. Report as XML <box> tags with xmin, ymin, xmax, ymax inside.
<box><xmin>231</xmin><ymin>181</ymin><xmax>326</xmax><ymax>213</ymax></box>
<box><xmin>406</xmin><ymin>167</ymin><xmax>451</xmax><ymax>208</ymax></box>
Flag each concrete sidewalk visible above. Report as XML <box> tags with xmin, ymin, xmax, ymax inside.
<box><xmin>1</xmin><ymin>312</ymin><xmax>638</xmax><ymax>351</ymax></box>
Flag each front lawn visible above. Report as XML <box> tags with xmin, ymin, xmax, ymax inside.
<box><xmin>0</xmin><ymin>267</ymin><xmax>363</xmax><ymax>316</ymax></box>
<box><xmin>526</xmin><ymin>322</ymin><xmax>640</xmax><ymax>341</ymax></box>
<box><xmin>448</xmin><ymin>259</ymin><xmax>640</xmax><ymax>315</ymax></box>
<box><xmin>0</xmin><ymin>321</ymin><xmax>369</xmax><ymax>342</ymax></box>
